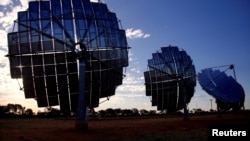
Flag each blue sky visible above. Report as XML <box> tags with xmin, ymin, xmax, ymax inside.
<box><xmin>0</xmin><ymin>0</ymin><xmax>249</xmax><ymax>112</ymax></box>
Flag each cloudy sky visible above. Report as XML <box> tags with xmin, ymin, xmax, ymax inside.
<box><xmin>0</xmin><ymin>0</ymin><xmax>249</xmax><ymax>112</ymax></box>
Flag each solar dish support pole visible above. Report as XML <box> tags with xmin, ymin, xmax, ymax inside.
<box><xmin>183</xmin><ymin>85</ymin><xmax>189</xmax><ymax>121</ymax></box>
<box><xmin>75</xmin><ymin>58</ymin><xmax>88</xmax><ymax>130</ymax></box>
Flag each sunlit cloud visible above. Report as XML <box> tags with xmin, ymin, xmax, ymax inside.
<box><xmin>0</xmin><ymin>0</ymin><xmax>29</xmax><ymax>54</ymax></box>
<box><xmin>0</xmin><ymin>5</ymin><xmax>27</xmax><ymax>32</ymax></box>
<box><xmin>130</xmin><ymin>67</ymin><xmax>140</xmax><ymax>74</ymax></box>
<box><xmin>126</xmin><ymin>28</ymin><xmax>151</xmax><ymax>39</ymax></box>
<box><xmin>0</xmin><ymin>0</ymin><xmax>12</xmax><ymax>6</ymax></box>
<box><xmin>0</xmin><ymin>12</ymin><xmax>4</xmax><ymax>17</ymax></box>
<box><xmin>90</xmin><ymin>0</ymin><xmax>100</xmax><ymax>2</ymax></box>
<box><xmin>0</xmin><ymin>30</ymin><xmax>8</xmax><ymax>47</ymax></box>
<box><xmin>0</xmin><ymin>0</ymin><xmax>36</xmax><ymax>110</ymax></box>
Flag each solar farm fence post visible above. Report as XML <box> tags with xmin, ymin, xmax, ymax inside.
<box><xmin>75</xmin><ymin>59</ymin><xmax>88</xmax><ymax>130</ymax></box>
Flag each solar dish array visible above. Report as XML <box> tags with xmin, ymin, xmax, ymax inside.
<box><xmin>7</xmin><ymin>0</ymin><xmax>129</xmax><ymax>112</ymax></box>
<box><xmin>144</xmin><ymin>46</ymin><xmax>196</xmax><ymax>112</ymax></box>
<box><xmin>198</xmin><ymin>68</ymin><xmax>245</xmax><ymax>109</ymax></box>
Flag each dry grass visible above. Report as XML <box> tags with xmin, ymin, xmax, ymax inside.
<box><xmin>0</xmin><ymin>113</ymin><xmax>249</xmax><ymax>141</ymax></box>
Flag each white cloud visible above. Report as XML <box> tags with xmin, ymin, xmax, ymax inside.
<box><xmin>0</xmin><ymin>0</ymin><xmax>12</xmax><ymax>6</ymax></box>
<box><xmin>130</xmin><ymin>67</ymin><xmax>140</xmax><ymax>73</ymax></box>
<box><xmin>0</xmin><ymin>12</ymin><xmax>4</xmax><ymax>17</ymax></box>
<box><xmin>0</xmin><ymin>0</ymin><xmax>37</xmax><ymax>110</ymax></box>
<box><xmin>0</xmin><ymin>5</ymin><xmax>28</xmax><ymax>32</ymax></box>
<box><xmin>143</xmin><ymin>34</ymin><xmax>151</xmax><ymax>38</ymax></box>
<box><xmin>90</xmin><ymin>0</ymin><xmax>106</xmax><ymax>3</ymax></box>
<box><xmin>0</xmin><ymin>30</ymin><xmax>8</xmax><ymax>47</ymax></box>
<box><xmin>19</xmin><ymin>0</ymin><xmax>29</xmax><ymax>8</ymax></box>
<box><xmin>126</xmin><ymin>28</ymin><xmax>151</xmax><ymax>39</ymax></box>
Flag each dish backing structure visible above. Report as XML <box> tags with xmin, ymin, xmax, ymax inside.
<box><xmin>144</xmin><ymin>46</ymin><xmax>196</xmax><ymax>115</ymax></box>
<box><xmin>198</xmin><ymin>65</ymin><xmax>245</xmax><ymax>112</ymax></box>
<box><xmin>6</xmin><ymin>0</ymin><xmax>129</xmax><ymax>116</ymax></box>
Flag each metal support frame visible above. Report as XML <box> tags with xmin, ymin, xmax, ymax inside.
<box><xmin>75</xmin><ymin>58</ymin><xmax>88</xmax><ymax>130</ymax></box>
<box><xmin>8</xmin><ymin>0</ymin><xmax>129</xmax><ymax>132</ymax></box>
<box><xmin>183</xmin><ymin>85</ymin><xmax>190</xmax><ymax>121</ymax></box>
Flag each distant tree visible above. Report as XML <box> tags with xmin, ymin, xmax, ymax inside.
<box><xmin>98</xmin><ymin>110</ymin><xmax>106</xmax><ymax>117</ymax></box>
<box><xmin>121</xmin><ymin>109</ymin><xmax>133</xmax><ymax>117</ymax></box>
<box><xmin>25</xmin><ymin>108</ymin><xmax>34</xmax><ymax>116</ymax></box>
<box><xmin>47</xmin><ymin>108</ymin><xmax>60</xmax><ymax>117</ymax></box>
<box><xmin>114</xmin><ymin>108</ymin><xmax>122</xmax><ymax>116</ymax></box>
<box><xmin>131</xmin><ymin>108</ymin><xmax>139</xmax><ymax>116</ymax></box>
<box><xmin>37</xmin><ymin>111</ymin><xmax>47</xmax><ymax>117</ymax></box>
<box><xmin>15</xmin><ymin>104</ymin><xmax>25</xmax><ymax>115</ymax></box>
<box><xmin>7</xmin><ymin>103</ymin><xmax>15</xmax><ymax>113</ymax></box>
<box><xmin>149</xmin><ymin>110</ymin><xmax>156</xmax><ymax>116</ymax></box>
<box><xmin>6</xmin><ymin>103</ymin><xmax>25</xmax><ymax>115</ymax></box>
<box><xmin>209</xmin><ymin>109</ymin><xmax>216</xmax><ymax>113</ymax></box>
<box><xmin>106</xmin><ymin>108</ymin><xmax>116</xmax><ymax>117</ymax></box>
<box><xmin>89</xmin><ymin>108</ymin><xmax>98</xmax><ymax>117</ymax></box>
<box><xmin>140</xmin><ymin>109</ymin><xmax>149</xmax><ymax>116</ymax></box>
<box><xmin>193</xmin><ymin>108</ymin><xmax>206</xmax><ymax>115</ymax></box>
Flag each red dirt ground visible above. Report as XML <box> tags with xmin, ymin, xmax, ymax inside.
<box><xmin>0</xmin><ymin>113</ymin><xmax>250</xmax><ymax>141</ymax></box>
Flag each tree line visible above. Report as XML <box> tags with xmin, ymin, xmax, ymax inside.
<box><xmin>0</xmin><ymin>104</ymin><xmax>161</xmax><ymax>118</ymax></box>
<box><xmin>1</xmin><ymin>103</ymin><xmax>247</xmax><ymax>118</ymax></box>
<box><xmin>0</xmin><ymin>103</ymin><xmax>33</xmax><ymax>117</ymax></box>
